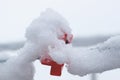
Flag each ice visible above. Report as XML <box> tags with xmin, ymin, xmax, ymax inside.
<box><xmin>49</xmin><ymin>35</ymin><xmax>120</xmax><ymax>76</ymax></box>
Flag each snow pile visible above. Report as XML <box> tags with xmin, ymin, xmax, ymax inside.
<box><xmin>0</xmin><ymin>51</ymin><xmax>17</xmax><ymax>63</ymax></box>
<box><xmin>25</xmin><ymin>8</ymin><xmax>72</xmax><ymax>63</ymax></box>
<box><xmin>0</xmin><ymin>9</ymin><xmax>72</xmax><ymax>80</ymax></box>
<box><xmin>26</xmin><ymin>8</ymin><xmax>71</xmax><ymax>44</ymax></box>
<box><xmin>0</xmin><ymin>51</ymin><xmax>12</xmax><ymax>62</ymax></box>
<box><xmin>49</xmin><ymin>35</ymin><xmax>120</xmax><ymax>76</ymax></box>
<box><xmin>1</xmin><ymin>7</ymin><xmax>120</xmax><ymax>79</ymax></box>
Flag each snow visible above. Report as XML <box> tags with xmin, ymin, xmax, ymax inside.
<box><xmin>0</xmin><ymin>0</ymin><xmax>120</xmax><ymax>79</ymax></box>
<box><xmin>34</xmin><ymin>60</ymin><xmax>90</xmax><ymax>80</ymax></box>
<box><xmin>26</xmin><ymin>8</ymin><xmax>71</xmax><ymax>43</ymax></box>
<box><xmin>0</xmin><ymin>1</ymin><xmax>119</xmax><ymax>80</ymax></box>
<box><xmin>0</xmin><ymin>9</ymin><xmax>72</xmax><ymax>80</ymax></box>
<box><xmin>0</xmin><ymin>43</ymin><xmax>35</xmax><ymax>80</ymax></box>
<box><xmin>49</xmin><ymin>35</ymin><xmax>120</xmax><ymax>76</ymax></box>
<box><xmin>0</xmin><ymin>51</ymin><xmax>17</xmax><ymax>63</ymax></box>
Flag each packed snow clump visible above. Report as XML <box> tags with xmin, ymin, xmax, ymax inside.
<box><xmin>49</xmin><ymin>35</ymin><xmax>120</xmax><ymax>76</ymax></box>
<box><xmin>26</xmin><ymin>8</ymin><xmax>72</xmax><ymax>44</ymax></box>
<box><xmin>0</xmin><ymin>8</ymin><xmax>72</xmax><ymax>80</ymax></box>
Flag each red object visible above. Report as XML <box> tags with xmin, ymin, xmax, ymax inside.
<box><xmin>40</xmin><ymin>33</ymin><xmax>73</xmax><ymax>76</ymax></box>
<box><xmin>41</xmin><ymin>57</ymin><xmax>64</xmax><ymax>76</ymax></box>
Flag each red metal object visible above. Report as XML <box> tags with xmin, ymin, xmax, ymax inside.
<box><xmin>40</xmin><ymin>34</ymin><xmax>73</xmax><ymax>76</ymax></box>
<box><xmin>41</xmin><ymin>57</ymin><xmax>64</xmax><ymax>76</ymax></box>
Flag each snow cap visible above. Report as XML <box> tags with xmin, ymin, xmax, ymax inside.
<box><xmin>25</xmin><ymin>8</ymin><xmax>72</xmax><ymax>43</ymax></box>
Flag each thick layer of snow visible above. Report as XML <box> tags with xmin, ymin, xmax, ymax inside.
<box><xmin>49</xmin><ymin>35</ymin><xmax>120</xmax><ymax>76</ymax></box>
<box><xmin>1</xmin><ymin>7</ymin><xmax>120</xmax><ymax>80</ymax></box>
<box><xmin>0</xmin><ymin>51</ymin><xmax>13</xmax><ymax>62</ymax></box>
<box><xmin>0</xmin><ymin>43</ymin><xmax>35</xmax><ymax>80</ymax></box>
<box><xmin>26</xmin><ymin>8</ymin><xmax>72</xmax><ymax>44</ymax></box>
<box><xmin>0</xmin><ymin>9</ymin><xmax>72</xmax><ymax>80</ymax></box>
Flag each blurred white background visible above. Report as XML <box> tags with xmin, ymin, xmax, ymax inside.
<box><xmin>0</xmin><ymin>0</ymin><xmax>120</xmax><ymax>80</ymax></box>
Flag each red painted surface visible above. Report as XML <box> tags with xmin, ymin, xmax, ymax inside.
<box><xmin>40</xmin><ymin>34</ymin><xmax>73</xmax><ymax>76</ymax></box>
<box><xmin>41</xmin><ymin>57</ymin><xmax>64</xmax><ymax>76</ymax></box>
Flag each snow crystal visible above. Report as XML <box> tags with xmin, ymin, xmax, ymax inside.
<box><xmin>49</xmin><ymin>35</ymin><xmax>120</xmax><ymax>76</ymax></box>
